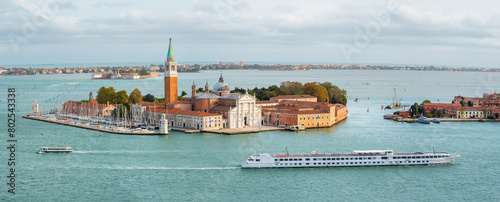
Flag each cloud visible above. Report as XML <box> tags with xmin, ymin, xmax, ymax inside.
<box><xmin>1</xmin><ymin>0</ymin><xmax>499</xmax><ymax>67</ymax></box>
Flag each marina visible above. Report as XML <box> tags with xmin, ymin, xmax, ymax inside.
<box><xmin>23</xmin><ymin>113</ymin><xmax>166</xmax><ymax>135</ymax></box>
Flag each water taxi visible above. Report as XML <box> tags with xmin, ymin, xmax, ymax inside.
<box><xmin>36</xmin><ymin>147</ymin><xmax>73</xmax><ymax>153</ymax></box>
<box><xmin>242</xmin><ymin>149</ymin><xmax>460</xmax><ymax>168</ymax></box>
<box><xmin>289</xmin><ymin>125</ymin><xmax>306</xmax><ymax>131</ymax></box>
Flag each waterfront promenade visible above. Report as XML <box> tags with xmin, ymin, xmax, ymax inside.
<box><xmin>390</xmin><ymin>117</ymin><xmax>500</xmax><ymax>123</ymax></box>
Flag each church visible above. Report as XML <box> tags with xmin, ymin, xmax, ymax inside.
<box><xmin>135</xmin><ymin>39</ymin><xmax>262</xmax><ymax>130</ymax></box>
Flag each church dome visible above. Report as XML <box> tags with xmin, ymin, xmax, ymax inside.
<box><xmin>213</xmin><ymin>74</ymin><xmax>230</xmax><ymax>92</ymax></box>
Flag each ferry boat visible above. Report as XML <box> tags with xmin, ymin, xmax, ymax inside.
<box><xmin>36</xmin><ymin>147</ymin><xmax>73</xmax><ymax>153</ymax></box>
<box><xmin>242</xmin><ymin>150</ymin><xmax>460</xmax><ymax>168</ymax></box>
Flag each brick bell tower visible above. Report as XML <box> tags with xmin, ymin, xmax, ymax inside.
<box><xmin>164</xmin><ymin>38</ymin><xmax>178</xmax><ymax>103</ymax></box>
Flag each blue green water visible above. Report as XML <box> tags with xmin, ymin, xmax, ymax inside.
<box><xmin>1</xmin><ymin>70</ymin><xmax>500</xmax><ymax>201</ymax></box>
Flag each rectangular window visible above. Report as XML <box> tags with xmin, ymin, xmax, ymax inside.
<box><xmin>306</xmin><ymin>163</ymin><xmax>309</xmax><ymax>165</ymax></box>
<box><xmin>305</xmin><ymin>158</ymin><xmax>310</xmax><ymax>161</ymax></box>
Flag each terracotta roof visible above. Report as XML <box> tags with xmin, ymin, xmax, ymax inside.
<box><xmin>271</xmin><ymin>95</ymin><xmax>316</xmax><ymax>99</ymax></box>
<box><xmin>63</xmin><ymin>101</ymin><xmax>120</xmax><ymax>109</ymax></box>
<box><xmin>256</xmin><ymin>100</ymin><xmax>278</xmax><ymax>104</ymax></box>
<box><xmin>210</xmin><ymin>105</ymin><xmax>232</xmax><ymax>111</ymax></box>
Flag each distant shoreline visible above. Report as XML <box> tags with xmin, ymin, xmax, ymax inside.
<box><xmin>3</xmin><ymin>63</ymin><xmax>500</xmax><ymax>76</ymax></box>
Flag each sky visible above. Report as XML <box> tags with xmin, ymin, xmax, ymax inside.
<box><xmin>1</xmin><ymin>0</ymin><xmax>499</xmax><ymax>67</ymax></box>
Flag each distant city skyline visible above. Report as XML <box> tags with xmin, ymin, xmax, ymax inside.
<box><xmin>1</xmin><ymin>0</ymin><xmax>499</xmax><ymax>67</ymax></box>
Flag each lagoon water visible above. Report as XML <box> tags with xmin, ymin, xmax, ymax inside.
<box><xmin>1</xmin><ymin>70</ymin><xmax>500</xmax><ymax>201</ymax></box>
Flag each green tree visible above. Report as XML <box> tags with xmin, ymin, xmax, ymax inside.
<box><xmin>269</xmin><ymin>85</ymin><xmax>280</xmax><ymax>92</ymax></box>
<box><xmin>422</xmin><ymin>100</ymin><xmax>431</xmax><ymax>104</ymax></box>
<box><xmin>181</xmin><ymin>91</ymin><xmax>187</xmax><ymax>96</ymax></box>
<box><xmin>467</xmin><ymin>100</ymin><xmax>473</xmax><ymax>107</ymax></box>
<box><xmin>96</xmin><ymin>86</ymin><xmax>116</xmax><ymax>104</ymax></box>
<box><xmin>89</xmin><ymin>92</ymin><xmax>93</xmax><ymax>102</ymax></box>
<box><xmin>129</xmin><ymin>88</ymin><xmax>142</xmax><ymax>104</ymax></box>
<box><xmin>139</xmin><ymin>67</ymin><xmax>148</xmax><ymax>76</ymax></box>
<box><xmin>303</xmin><ymin>83</ymin><xmax>329</xmax><ymax>102</ymax></box>
<box><xmin>420</xmin><ymin>103</ymin><xmax>427</xmax><ymax>116</ymax></box>
<box><xmin>280</xmin><ymin>81</ymin><xmax>303</xmax><ymax>95</ymax></box>
<box><xmin>266</xmin><ymin>91</ymin><xmax>277</xmax><ymax>99</ymax></box>
<box><xmin>143</xmin><ymin>94</ymin><xmax>155</xmax><ymax>102</ymax></box>
<box><xmin>196</xmin><ymin>87</ymin><xmax>204</xmax><ymax>93</ymax></box>
<box><xmin>460</xmin><ymin>100</ymin><xmax>465</xmax><ymax>106</ymax></box>
<box><xmin>327</xmin><ymin>86</ymin><xmax>347</xmax><ymax>106</ymax></box>
<box><xmin>115</xmin><ymin>90</ymin><xmax>128</xmax><ymax>104</ymax></box>
<box><xmin>411</xmin><ymin>102</ymin><xmax>419</xmax><ymax>117</ymax></box>
<box><xmin>320</xmin><ymin>82</ymin><xmax>334</xmax><ymax>91</ymax></box>
<box><xmin>436</xmin><ymin>109</ymin><xmax>444</xmax><ymax>117</ymax></box>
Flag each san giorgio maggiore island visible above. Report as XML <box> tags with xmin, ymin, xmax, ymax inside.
<box><xmin>23</xmin><ymin>39</ymin><xmax>348</xmax><ymax>135</ymax></box>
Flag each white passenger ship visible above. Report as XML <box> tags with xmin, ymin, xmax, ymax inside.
<box><xmin>36</xmin><ymin>147</ymin><xmax>73</xmax><ymax>153</ymax></box>
<box><xmin>242</xmin><ymin>150</ymin><xmax>460</xmax><ymax>168</ymax></box>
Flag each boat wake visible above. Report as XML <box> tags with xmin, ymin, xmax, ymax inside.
<box><xmin>72</xmin><ymin>150</ymin><xmax>165</xmax><ymax>154</ymax></box>
<box><xmin>101</xmin><ymin>166</ymin><xmax>241</xmax><ymax>170</ymax></box>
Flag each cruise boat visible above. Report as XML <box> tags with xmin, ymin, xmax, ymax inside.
<box><xmin>242</xmin><ymin>150</ymin><xmax>460</xmax><ymax>168</ymax></box>
<box><xmin>36</xmin><ymin>147</ymin><xmax>73</xmax><ymax>153</ymax></box>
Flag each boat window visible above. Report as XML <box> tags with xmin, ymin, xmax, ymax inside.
<box><xmin>313</xmin><ymin>158</ymin><xmax>316</xmax><ymax>161</ymax></box>
<box><xmin>306</xmin><ymin>163</ymin><xmax>309</xmax><ymax>165</ymax></box>
<box><xmin>285</xmin><ymin>159</ymin><xmax>288</xmax><ymax>161</ymax></box>
<box><xmin>305</xmin><ymin>158</ymin><xmax>310</xmax><ymax>161</ymax></box>
<box><xmin>327</xmin><ymin>158</ymin><xmax>331</xmax><ymax>160</ymax></box>
<box><xmin>382</xmin><ymin>157</ymin><xmax>387</xmax><ymax>159</ymax></box>
<box><xmin>294</xmin><ymin>159</ymin><xmax>298</xmax><ymax>161</ymax></box>
<box><xmin>256</xmin><ymin>159</ymin><xmax>260</xmax><ymax>162</ymax></box>
<box><xmin>279</xmin><ymin>159</ymin><xmax>283</xmax><ymax>161</ymax></box>
<box><xmin>275</xmin><ymin>159</ymin><xmax>278</xmax><ymax>161</ymax></box>
<box><xmin>341</xmin><ymin>158</ymin><xmax>344</xmax><ymax>160</ymax></box>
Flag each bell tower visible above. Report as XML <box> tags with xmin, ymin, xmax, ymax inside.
<box><xmin>164</xmin><ymin>38</ymin><xmax>178</xmax><ymax>103</ymax></box>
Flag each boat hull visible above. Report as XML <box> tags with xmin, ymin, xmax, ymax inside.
<box><xmin>242</xmin><ymin>152</ymin><xmax>459</xmax><ymax>169</ymax></box>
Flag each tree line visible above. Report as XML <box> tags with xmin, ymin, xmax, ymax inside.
<box><xmin>95</xmin><ymin>86</ymin><xmax>158</xmax><ymax>104</ymax></box>
<box><xmin>231</xmin><ymin>81</ymin><xmax>347</xmax><ymax>105</ymax></box>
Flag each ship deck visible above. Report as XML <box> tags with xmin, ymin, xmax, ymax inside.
<box><xmin>271</xmin><ymin>152</ymin><xmax>450</xmax><ymax>158</ymax></box>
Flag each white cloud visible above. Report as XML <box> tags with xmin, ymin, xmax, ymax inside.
<box><xmin>1</xmin><ymin>0</ymin><xmax>499</xmax><ymax>67</ymax></box>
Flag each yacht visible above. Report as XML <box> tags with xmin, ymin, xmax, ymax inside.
<box><xmin>242</xmin><ymin>150</ymin><xmax>460</xmax><ymax>168</ymax></box>
<box><xmin>417</xmin><ymin>116</ymin><xmax>430</xmax><ymax>124</ymax></box>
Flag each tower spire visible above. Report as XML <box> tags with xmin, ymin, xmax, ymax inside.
<box><xmin>167</xmin><ymin>38</ymin><xmax>174</xmax><ymax>62</ymax></box>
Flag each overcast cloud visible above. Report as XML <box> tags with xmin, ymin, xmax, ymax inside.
<box><xmin>1</xmin><ymin>0</ymin><xmax>499</xmax><ymax>67</ymax></box>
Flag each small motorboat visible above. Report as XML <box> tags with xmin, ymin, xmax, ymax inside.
<box><xmin>354</xmin><ymin>98</ymin><xmax>359</xmax><ymax>102</ymax></box>
<box><xmin>431</xmin><ymin>118</ymin><xmax>440</xmax><ymax>123</ymax></box>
